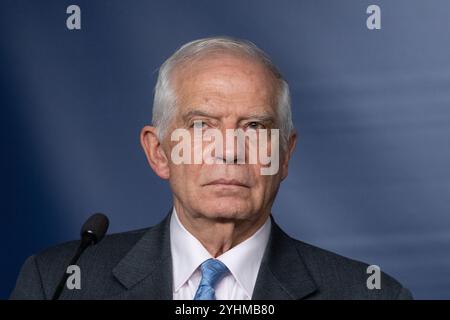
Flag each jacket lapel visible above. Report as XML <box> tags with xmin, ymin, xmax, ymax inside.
<box><xmin>107</xmin><ymin>211</ymin><xmax>317</xmax><ymax>300</ymax></box>
<box><xmin>252</xmin><ymin>216</ymin><xmax>318</xmax><ymax>300</ymax></box>
<box><xmin>110</xmin><ymin>211</ymin><xmax>173</xmax><ymax>300</ymax></box>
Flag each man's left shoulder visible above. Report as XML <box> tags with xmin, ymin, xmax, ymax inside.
<box><xmin>291</xmin><ymin>238</ymin><xmax>413</xmax><ymax>299</ymax></box>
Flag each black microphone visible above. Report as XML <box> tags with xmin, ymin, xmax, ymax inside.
<box><xmin>52</xmin><ymin>213</ymin><xmax>109</xmax><ymax>300</ymax></box>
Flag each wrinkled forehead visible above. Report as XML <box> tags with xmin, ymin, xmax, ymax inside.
<box><xmin>171</xmin><ymin>52</ymin><xmax>280</xmax><ymax>118</ymax></box>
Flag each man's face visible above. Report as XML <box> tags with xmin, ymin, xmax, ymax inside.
<box><xmin>155</xmin><ymin>54</ymin><xmax>294</xmax><ymax>222</ymax></box>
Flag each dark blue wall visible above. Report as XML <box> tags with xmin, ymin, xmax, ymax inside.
<box><xmin>1</xmin><ymin>0</ymin><xmax>449</xmax><ymax>299</ymax></box>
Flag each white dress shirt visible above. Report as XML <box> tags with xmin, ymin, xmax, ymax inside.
<box><xmin>170</xmin><ymin>207</ymin><xmax>271</xmax><ymax>300</ymax></box>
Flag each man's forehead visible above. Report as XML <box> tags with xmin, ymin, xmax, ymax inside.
<box><xmin>169</xmin><ymin>53</ymin><xmax>279</xmax><ymax>121</ymax></box>
<box><xmin>174</xmin><ymin>92</ymin><xmax>278</xmax><ymax>123</ymax></box>
<box><xmin>173</xmin><ymin>53</ymin><xmax>278</xmax><ymax>93</ymax></box>
<box><xmin>175</xmin><ymin>51</ymin><xmax>270</xmax><ymax>75</ymax></box>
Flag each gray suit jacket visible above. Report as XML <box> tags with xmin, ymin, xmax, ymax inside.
<box><xmin>10</xmin><ymin>210</ymin><xmax>412</xmax><ymax>299</ymax></box>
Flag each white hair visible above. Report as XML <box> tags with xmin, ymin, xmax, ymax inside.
<box><xmin>152</xmin><ymin>36</ymin><xmax>294</xmax><ymax>149</ymax></box>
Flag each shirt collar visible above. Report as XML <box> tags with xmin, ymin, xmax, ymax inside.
<box><xmin>169</xmin><ymin>207</ymin><xmax>271</xmax><ymax>298</ymax></box>
<box><xmin>170</xmin><ymin>207</ymin><xmax>211</xmax><ymax>293</ymax></box>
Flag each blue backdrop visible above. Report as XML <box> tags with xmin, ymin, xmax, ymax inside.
<box><xmin>1</xmin><ymin>0</ymin><xmax>450</xmax><ymax>299</ymax></box>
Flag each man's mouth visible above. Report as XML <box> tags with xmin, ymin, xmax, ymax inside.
<box><xmin>204</xmin><ymin>179</ymin><xmax>249</xmax><ymax>188</ymax></box>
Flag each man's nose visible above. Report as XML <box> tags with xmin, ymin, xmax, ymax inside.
<box><xmin>214</xmin><ymin>129</ymin><xmax>245</xmax><ymax>164</ymax></box>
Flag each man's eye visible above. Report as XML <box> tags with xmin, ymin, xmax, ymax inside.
<box><xmin>246</xmin><ymin>121</ymin><xmax>264</xmax><ymax>130</ymax></box>
<box><xmin>191</xmin><ymin>120</ymin><xmax>207</xmax><ymax>129</ymax></box>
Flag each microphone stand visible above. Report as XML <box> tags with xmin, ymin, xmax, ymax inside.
<box><xmin>51</xmin><ymin>231</ymin><xmax>96</xmax><ymax>300</ymax></box>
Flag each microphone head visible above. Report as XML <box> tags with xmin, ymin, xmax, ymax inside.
<box><xmin>80</xmin><ymin>213</ymin><xmax>109</xmax><ymax>245</ymax></box>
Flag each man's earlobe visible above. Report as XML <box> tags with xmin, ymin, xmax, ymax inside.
<box><xmin>140</xmin><ymin>126</ymin><xmax>170</xmax><ymax>179</ymax></box>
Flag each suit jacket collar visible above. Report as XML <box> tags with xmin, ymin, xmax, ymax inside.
<box><xmin>252</xmin><ymin>216</ymin><xmax>318</xmax><ymax>300</ymax></box>
<box><xmin>110</xmin><ymin>210</ymin><xmax>318</xmax><ymax>300</ymax></box>
<box><xmin>111</xmin><ymin>210</ymin><xmax>173</xmax><ymax>299</ymax></box>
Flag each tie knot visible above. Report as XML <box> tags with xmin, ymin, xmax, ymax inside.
<box><xmin>199</xmin><ymin>258</ymin><xmax>228</xmax><ymax>288</ymax></box>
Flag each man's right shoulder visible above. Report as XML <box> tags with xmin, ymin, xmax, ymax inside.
<box><xmin>10</xmin><ymin>226</ymin><xmax>152</xmax><ymax>300</ymax></box>
<box><xmin>38</xmin><ymin>226</ymin><xmax>150</xmax><ymax>263</ymax></box>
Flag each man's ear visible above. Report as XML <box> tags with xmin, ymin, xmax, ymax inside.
<box><xmin>280</xmin><ymin>130</ymin><xmax>297</xmax><ymax>181</ymax></box>
<box><xmin>140</xmin><ymin>125</ymin><xmax>170</xmax><ymax>180</ymax></box>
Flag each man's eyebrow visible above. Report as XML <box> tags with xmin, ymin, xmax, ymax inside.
<box><xmin>182</xmin><ymin>109</ymin><xmax>277</xmax><ymax>124</ymax></box>
<box><xmin>240</xmin><ymin>112</ymin><xmax>276</xmax><ymax>124</ymax></box>
<box><xmin>182</xmin><ymin>110</ymin><xmax>219</xmax><ymax>121</ymax></box>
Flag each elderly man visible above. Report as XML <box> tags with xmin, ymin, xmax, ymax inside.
<box><xmin>11</xmin><ymin>36</ymin><xmax>412</xmax><ymax>300</ymax></box>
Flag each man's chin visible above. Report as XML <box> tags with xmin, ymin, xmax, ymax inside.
<box><xmin>196</xmin><ymin>204</ymin><xmax>253</xmax><ymax>221</ymax></box>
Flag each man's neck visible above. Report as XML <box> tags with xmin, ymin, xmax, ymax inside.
<box><xmin>173</xmin><ymin>203</ymin><xmax>270</xmax><ymax>257</ymax></box>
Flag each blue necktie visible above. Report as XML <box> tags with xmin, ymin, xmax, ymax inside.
<box><xmin>194</xmin><ymin>258</ymin><xmax>229</xmax><ymax>300</ymax></box>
